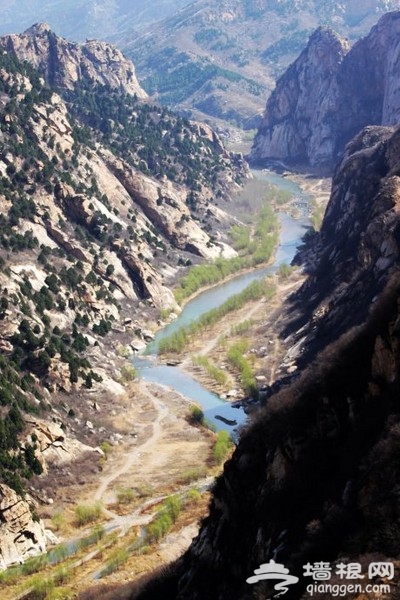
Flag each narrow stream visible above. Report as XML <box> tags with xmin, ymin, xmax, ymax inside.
<box><xmin>133</xmin><ymin>170</ymin><xmax>312</xmax><ymax>437</ymax></box>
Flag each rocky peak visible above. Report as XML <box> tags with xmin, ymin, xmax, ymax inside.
<box><xmin>24</xmin><ymin>23</ymin><xmax>52</xmax><ymax>36</ymax></box>
<box><xmin>250</xmin><ymin>10</ymin><xmax>400</xmax><ymax>169</ymax></box>
<box><xmin>0</xmin><ymin>24</ymin><xmax>147</xmax><ymax>97</ymax></box>
<box><xmin>250</xmin><ymin>25</ymin><xmax>349</xmax><ymax>167</ymax></box>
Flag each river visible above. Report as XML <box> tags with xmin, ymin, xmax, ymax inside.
<box><xmin>133</xmin><ymin>170</ymin><xmax>311</xmax><ymax>437</ymax></box>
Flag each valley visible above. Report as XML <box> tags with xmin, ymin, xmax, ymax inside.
<box><xmin>1</xmin><ymin>5</ymin><xmax>400</xmax><ymax>600</ymax></box>
<box><xmin>0</xmin><ymin>164</ymin><xmax>325</xmax><ymax>599</ymax></box>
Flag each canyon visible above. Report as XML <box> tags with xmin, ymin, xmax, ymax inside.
<box><xmin>1</xmin><ymin>7</ymin><xmax>400</xmax><ymax>600</ymax></box>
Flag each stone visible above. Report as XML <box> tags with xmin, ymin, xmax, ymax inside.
<box><xmin>0</xmin><ymin>485</ymin><xmax>47</xmax><ymax>570</ymax></box>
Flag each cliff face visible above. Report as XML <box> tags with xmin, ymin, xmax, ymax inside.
<box><xmin>0</xmin><ymin>22</ymin><xmax>147</xmax><ymax>97</ymax></box>
<box><xmin>284</xmin><ymin>125</ymin><xmax>400</xmax><ymax>369</ymax></box>
<box><xmin>250</xmin><ymin>11</ymin><xmax>400</xmax><ymax>168</ymax></box>
<box><xmin>101</xmin><ymin>130</ymin><xmax>400</xmax><ymax>600</ymax></box>
<box><xmin>0</xmin><ymin>484</ymin><xmax>48</xmax><ymax>570</ymax></box>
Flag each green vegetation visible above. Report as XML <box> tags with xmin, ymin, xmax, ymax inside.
<box><xmin>159</xmin><ymin>279</ymin><xmax>275</xmax><ymax>356</ymax></box>
<box><xmin>310</xmin><ymin>199</ymin><xmax>326</xmax><ymax>231</ymax></box>
<box><xmin>227</xmin><ymin>339</ymin><xmax>256</xmax><ymax>395</ymax></box>
<box><xmin>177</xmin><ymin>467</ymin><xmax>208</xmax><ymax>485</ymax></box>
<box><xmin>74</xmin><ymin>502</ymin><xmax>103</xmax><ymax>527</ymax></box>
<box><xmin>98</xmin><ymin>547</ymin><xmax>129</xmax><ymax>578</ymax></box>
<box><xmin>174</xmin><ymin>204</ymin><xmax>279</xmax><ymax>304</ymax></box>
<box><xmin>69</xmin><ymin>79</ymin><xmax>232</xmax><ymax>190</ymax></box>
<box><xmin>140</xmin><ymin>51</ymin><xmax>264</xmax><ymax>107</ymax></box>
<box><xmin>116</xmin><ymin>487</ymin><xmax>135</xmax><ymax>505</ymax></box>
<box><xmin>229</xmin><ymin>319</ymin><xmax>254</xmax><ymax>336</ymax></box>
<box><xmin>188</xmin><ymin>403</ymin><xmax>205</xmax><ymax>426</ymax></box>
<box><xmin>278</xmin><ymin>263</ymin><xmax>295</xmax><ymax>278</ymax></box>
<box><xmin>120</xmin><ymin>364</ymin><xmax>137</xmax><ymax>382</ymax></box>
<box><xmin>213</xmin><ymin>430</ymin><xmax>233</xmax><ymax>464</ymax></box>
<box><xmin>192</xmin><ymin>355</ymin><xmax>228</xmax><ymax>386</ymax></box>
<box><xmin>146</xmin><ymin>495</ymin><xmax>182</xmax><ymax>544</ymax></box>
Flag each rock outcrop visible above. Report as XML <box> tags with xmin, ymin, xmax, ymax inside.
<box><xmin>284</xmin><ymin>124</ymin><xmax>400</xmax><ymax>368</ymax></box>
<box><xmin>250</xmin><ymin>11</ymin><xmax>400</xmax><ymax>169</ymax></box>
<box><xmin>0</xmin><ymin>22</ymin><xmax>147</xmax><ymax>98</ymax></box>
<box><xmin>0</xmin><ymin>484</ymin><xmax>47</xmax><ymax>570</ymax></box>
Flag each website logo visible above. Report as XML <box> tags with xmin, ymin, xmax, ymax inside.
<box><xmin>246</xmin><ymin>559</ymin><xmax>299</xmax><ymax>597</ymax></box>
<box><xmin>247</xmin><ymin>559</ymin><xmax>394</xmax><ymax>598</ymax></box>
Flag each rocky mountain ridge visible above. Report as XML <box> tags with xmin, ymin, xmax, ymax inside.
<box><xmin>0</xmin><ymin>22</ymin><xmax>147</xmax><ymax>97</ymax></box>
<box><xmin>126</xmin><ymin>0</ymin><xmax>400</xmax><ymax>130</ymax></box>
<box><xmin>250</xmin><ymin>10</ymin><xmax>400</xmax><ymax>168</ymax></box>
<box><xmin>93</xmin><ymin>129</ymin><xmax>400</xmax><ymax>598</ymax></box>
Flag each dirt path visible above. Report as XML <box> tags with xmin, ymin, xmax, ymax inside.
<box><xmin>94</xmin><ymin>382</ymin><xmax>169</xmax><ymax>509</ymax></box>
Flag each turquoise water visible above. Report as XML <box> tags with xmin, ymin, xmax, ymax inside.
<box><xmin>133</xmin><ymin>170</ymin><xmax>311</xmax><ymax>436</ymax></box>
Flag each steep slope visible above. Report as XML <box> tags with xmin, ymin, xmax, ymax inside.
<box><xmin>250</xmin><ymin>10</ymin><xmax>400</xmax><ymax>168</ymax></box>
<box><xmin>0</xmin><ymin>28</ymin><xmax>246</xmax><ymax>568</ymax></box>
<box><xmin>83</xmin><ymin>128</ymin><xmax>400</xmax><ymax>599</ymax></box>
<box><xmin>126</xmin><ymin>0</ymin><xmax>400</xmax><ymax>129</ymax></box>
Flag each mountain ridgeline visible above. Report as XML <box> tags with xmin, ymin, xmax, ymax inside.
<box><xmin>126</xmin><ymin>0</ymin><xmax>400</xmax><ymax>129</ymax></box>
<box><xmin>0</xmin><ymin>25</ymin><xmax>246</xmax><ymax>567</ymax></box>
<box><xmin>250</xmin><ymin>10</ymin><xmax>400</xmax><ymax>169</ymax></box>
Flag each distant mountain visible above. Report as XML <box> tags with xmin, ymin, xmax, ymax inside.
<box><xmin>124</xmin><ymin>0</ymin><xmax>400</xmax><ymax>129</ymax></box>
<box><xmin>0</xmin><ymin>0</ymin><xmax>193</xmax><ymax>40</ymax></box>
<box><xmin>0</xmin><ymin>1</ymin><xmax>398</xmax><ymax>132</ymax></box>
<box><xmin>250</xmin><ymin>11</ymin><xmax>400</xmax><ymax>169</ymax></box>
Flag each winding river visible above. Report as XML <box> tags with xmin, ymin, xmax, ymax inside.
<box><xmin>133</xmin><ymin>170</ymin><xmax>312</xmax><ymax>437</ymax></box>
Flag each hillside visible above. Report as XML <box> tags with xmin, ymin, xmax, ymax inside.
<box><xmin>250</xmin><ymin>10</ymin><xmax>400</xmax><ymax>169</ymax></box>
<box><xmin>0</xmin><ymin>26</ymin><xmax>246</xmax><ymax>567</ymax></box>
<box><xmin>125</xmin><ymin>0</ymin><xmax>400</xmax><ymax>130</ymax></box>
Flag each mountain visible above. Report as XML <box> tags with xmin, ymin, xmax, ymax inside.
<box><xmin>0</xmin><ymin>1</ymin><xmax>193</xmax><ymax>41</ymax></box>
<box><xmin>85</xmin><ymin>126</ymin><xmax>400</xmax><ymax>599</ymax></box>
<box><xmin>125</xmin><ymin>0</ymin><xmax>400</xmax><ymax>130</ymax></box>
<box><xmin>0</xmin><ymin>1</ymin><xmax>397</xmax><ymax>132</ymax></box>
<box><xmin>0</xmin><ymin>25</ymin><xmax>246</xmax><ymax>567</ymax></box>
<box><xmin>250</xmin><ymin>10</ymin><xmax>400</xmax><ymax>169</ymax></box>
<box><xmin>0</xmin><ymin>22</ymin><xmax>147</xmax><ymax>97</ymax></box>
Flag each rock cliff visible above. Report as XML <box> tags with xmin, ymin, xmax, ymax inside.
<box><xmin>0</xmin><ymin>22</ymin><xmax>147</xmax><ymax>97</ymax></box>
<box><xmin>92</xmin><ymin>129</ymin><xmax>400</xmax><ymax>600</ymax></box>
<box><xmin>250</xmin><ymin>10</ymin><xmax>400</xmax><ymax>169</ymax></box>
<box><xmin>0</xmin><ymin>484</ymin><xmax>47</xmax><ymax>570</ymax></box>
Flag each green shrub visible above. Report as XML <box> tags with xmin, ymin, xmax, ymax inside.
<box><xmin>213</xmin><ymin>430</ymin><xmax>233</xmax><ymax>464</ymax></box>
<box><xmin>116</xmin><ymin>487</ymin><xmax>135</xmax><ymax>505</ymax></box>
<box><xmin>188</xmin><ymin>403</ymin><xmax>204</xmax><ymax>425</ymax></box>
<box><xmin>74</xmin><ymin>502</ymin><xmax>103</xmax><ymax>527</ymax></box>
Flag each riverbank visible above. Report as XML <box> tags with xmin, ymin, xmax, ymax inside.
<box><xmin>152</xmin><ymin>169</ymin><xmax>330</xmax><ymax>399</ymax></box>
<box><xmin>174</xmin><ymin>268</ymin><xmax>305</xmax><ymax>399</ymax></box>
